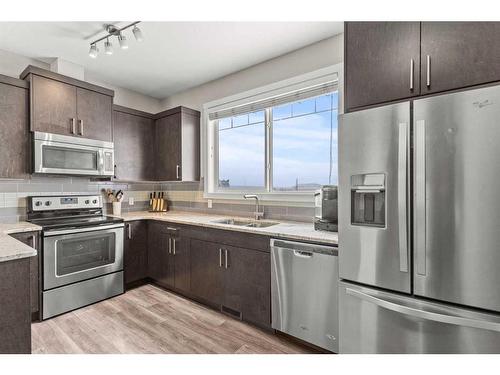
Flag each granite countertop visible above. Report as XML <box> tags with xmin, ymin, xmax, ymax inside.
<box><xmin>0</xmin><ymin>222</ymin><xmax>41</xmax><ymax>263</ymax></box>
<box><xmin>113</xmin><ymin>211</ymin><xmax>338</xmax><ymax>246</ymax></box>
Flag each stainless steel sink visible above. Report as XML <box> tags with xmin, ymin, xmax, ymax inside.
<box><xmin>211</xmin><ymin>218</ymin><xmax>279</xmax><ymax>228</ymax></box>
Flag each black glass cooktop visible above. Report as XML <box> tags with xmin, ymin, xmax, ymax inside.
<box><xmin>29</xmin><ymin>215</ymin><xmax>123</xmax><ymax>231</ymax></box>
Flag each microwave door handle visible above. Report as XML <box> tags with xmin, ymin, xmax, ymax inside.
<box><xmin>98</xmin><ymin>150</ymin><xmax>105</xmax><ymax>175</ymax></box>
<box><xmin>398</xmin><ymin>122</ymin><xmax>409</xmax><ymax>273</ymax></box>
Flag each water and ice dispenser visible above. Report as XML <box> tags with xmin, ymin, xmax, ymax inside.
<box><xmin>351</xmin><ymin>173</ymin><xmax>386</xmax><ymax>228</ymax></box>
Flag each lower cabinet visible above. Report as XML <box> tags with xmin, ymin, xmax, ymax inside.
<box><xmin>147</xmin><ymin>222</ymin><xmax>190</xmax><ymax>293</ymax></box>
<box><xmin>129</xmin><ymin>220</ymin><xmax>272</xmax><ymax>329</ymax></box>
<box><xmin>9</xmin><ymin>231</ymin><xmax>40</xmax><ymax>320</ymax></box>
<box><xmin>0</xmin><ymin>258</ymin><xmax>31</xmax><ymax>353</ymax></box>
<box><xmin>124</xmin><ymin>221</ymin><xmax>148</xmax><ymax>285</ymax></box>
<box><xmin>190</xmin><ymin>239</ymin><xmax>223</xmax><ymax>306</ymax></box>
<box><xmin>222</xmin><ymin>244</ymin><xmax>271</xmax><ymax>327</ymax></box>
<box><xmin>189</xmin><ymin>237</ymin><xmax>271</xmax><ymax>328</ymax></box>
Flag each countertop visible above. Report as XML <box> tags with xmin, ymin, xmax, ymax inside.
<box><xmin>0</xmin><ymin>222</ymin><xmax>41</xmax><ymax>263</ymax></box>
<box><xmin>113</xmin><ymin>211</ymin><xmax>338</xmax><ymax>246</ymax></box>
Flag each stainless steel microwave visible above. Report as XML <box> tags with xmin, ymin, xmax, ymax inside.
<box><xmin>33</xmin><ymin>132</ymin><xmax>114</xmax><ymax>177</ymax></box>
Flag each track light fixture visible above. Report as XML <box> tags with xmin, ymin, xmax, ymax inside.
<box><xmin>88</xmin><ymin>21</ymin><xmax>142</xmax><ymax>58</ymax></box>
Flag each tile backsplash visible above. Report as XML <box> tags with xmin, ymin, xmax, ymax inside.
<box><xmin>0</xmin><ymin>177</ymin><xmax>315</xmax><ymax>223</ymax></box>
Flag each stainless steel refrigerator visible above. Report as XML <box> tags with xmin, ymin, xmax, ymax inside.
<box><xmin>338</xmin><ymin>84</ymin><xmax>500</xmax><ymax>353</ymax></box>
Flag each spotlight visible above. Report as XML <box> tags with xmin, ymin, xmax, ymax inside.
<box><xmin>104</xmin><ymin>38</ymin><xmax>113</xmax><ymax>55</ymax></box>
<box><xmin>118</xmin><ymin>34</ymin><xmax>128</xmax><ymax>49</ymax></box>
<box><xmin>132</xmin><ymin>25</ymin><xmax>143</xmax><ymax>42</ymax></box>
<box><xmin>89</xmin><ymin>44</ymin><xmax>98</xmax><ymax>58</ymax></box>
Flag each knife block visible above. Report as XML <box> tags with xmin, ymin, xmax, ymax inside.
<box><xmin>149</xmin><ymin>198</ymin><xmax>168</xmax><ymax>212</ymax></box>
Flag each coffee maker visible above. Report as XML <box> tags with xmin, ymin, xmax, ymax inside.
<box><xmin>314</xmin><ymin>185</ymin><xmax>338</xmax><ymax>232</ymax></box>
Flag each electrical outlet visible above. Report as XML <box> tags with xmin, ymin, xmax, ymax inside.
<box><xmin>128</xmin><ymin>197</ymin><xmax>134</xmax><ymax>205</ymax></box>
<box><xmin>207</xmin><ymin>199</ymin><xmax>213</xmax><ymax>208</ymax></box>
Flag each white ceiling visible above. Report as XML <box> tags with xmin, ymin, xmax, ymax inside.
<box><xmin>0</xmin><ymin>22</ymin><xmax>343</xmax><ymax>99</ymax></box>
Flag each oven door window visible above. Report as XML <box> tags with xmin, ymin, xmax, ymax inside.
<box><xmin>56</xmin><ymin>232</ymin><xmax>116</xmax><ymax>276</ymax></box>
<box><xmin>42</xmin><ymin>145</ymin><xmax>98</xmax><ymax>171</ymax></box>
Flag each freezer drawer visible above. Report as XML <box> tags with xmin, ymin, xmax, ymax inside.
<box><xmin>271</xmin><ymin>239</ymin><xmax>338</xmax><ymax>352</ymax></box>
<box><xmin>339</xmin><ymin>281</ymin><xmax>500</xmax><ymax>353</ymax></box>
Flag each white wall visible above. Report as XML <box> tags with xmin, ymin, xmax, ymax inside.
<box><xmin>160</xmin><ymin>34</ymin><xmax>344</xmax><ymax>111</ymax></box>
<box><xmin>0</xmin><ymin>49</ymin><xmax>161</xmax><ymax>114</ymax></box>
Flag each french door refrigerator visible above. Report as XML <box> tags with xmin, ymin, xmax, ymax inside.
<box><xmin>338</xmin><ymin>84</ymin><xmax>500</xmax><ymax>353</ymax></box>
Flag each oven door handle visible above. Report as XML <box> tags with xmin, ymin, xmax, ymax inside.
<box><xmin>44</xmin><ymin>223</ymin><xmax>125</xmax><ymax>237</ymax></box>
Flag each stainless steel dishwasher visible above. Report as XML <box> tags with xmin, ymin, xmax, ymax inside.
<box><xmin>271</xmin><ymin>238</ymin><xmax>338</xmax><ymax>352</ymax></box>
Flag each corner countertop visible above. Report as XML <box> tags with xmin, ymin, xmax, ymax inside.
<box><xmin>0</xmin><ymin>222</ymin><xmax>41</xmax><ymax>263</ymax></box>
<box><xmin>112</xmin><ymin>211</ymin><xmax>338</xmax><ymax>246</ymax></box>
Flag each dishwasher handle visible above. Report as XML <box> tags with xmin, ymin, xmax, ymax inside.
<box><xmin>271</xmin><ymin>238</ymin><xmax>337</xmax><ymax>256</ymax></box>
<box><xmin>293</xmin><ymin>250</ymin><xmax>313</xmax><ymax>258</ymax></box>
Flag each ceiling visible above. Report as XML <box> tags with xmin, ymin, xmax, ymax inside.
<box><xmin>0</xmin><ymin>22</ymin><xmax>343</xmax><ymax>99</ymax></box>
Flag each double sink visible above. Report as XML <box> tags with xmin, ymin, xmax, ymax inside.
<box><xmin>211</xmin><ymin>218</ymin><xmax>279</xmax><ymax>228</ymax></box>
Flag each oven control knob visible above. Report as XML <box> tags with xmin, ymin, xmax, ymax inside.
<box><xmin>85</xmin><ymin>200</ymin><xmax>90</xmax><ymax>204</ymax></box>
<box><xmin>92</xmin><ymin>199</ymin><xmax>98</xmax><ymax>204</ymax></box>
<box><xmin>35</xmin><ymin>201</ymin><xmax>42</xmax><ymax>207</ymax></box>
<box><xmin>45</xmin><ymin>201</ymin><xmax>52</xmax><ymax>206</ymax></box>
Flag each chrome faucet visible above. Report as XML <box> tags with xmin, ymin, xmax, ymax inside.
<box><xmin>244</xmin><ymin>194</ymin><xmax>264</xmax><ymax>220</ymax></box>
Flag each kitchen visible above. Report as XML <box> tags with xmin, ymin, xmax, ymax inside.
<box><xmin>1</xmin><ymin>1</ymin><xmax>500</xmax><ymax>373</ymax></box>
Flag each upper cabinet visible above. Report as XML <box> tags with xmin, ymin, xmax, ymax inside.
<box><xmin>344</xmin><ymin>22</ymin><xmax>421</xmax><ymax>111</ymax></box>
<box><xmin>0</xmin><ymin>75</ymin><xmax>30</xmax><ymax>179</ymax></box>
<box><xmin>345</xmin><ymin>22</ymin><xmax>500</xmax><ymax>112</ymax></box>
<box><xmin>155</xmin><ymin>106</ymin><xmax>200</xmax><ymax>182</ymax></box>
<box><xmin>113</xmin><ymin>106</ymin><xmax>156</xmax><ymax>181</ymax></box>
<box><xmin>21</xmin><ymin>66</ymin><xmax>114</xmax><ymax>142</ymax></box>
<box><xmin>420</xmin><ymin>22</ymin><xmax>500</xmax><ymax>95</ymax></box>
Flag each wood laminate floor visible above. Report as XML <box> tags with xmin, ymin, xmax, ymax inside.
<box><xmin>31</xmin><ymin>284</ymin><xmax>316</xmax><ymax>354</ymax></box>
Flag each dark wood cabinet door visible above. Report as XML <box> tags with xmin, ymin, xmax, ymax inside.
<box><xmin>421</xmin><ymin>22</ymin><xmax>500</xmax><ymax>94</ymax></box>
<box><xmin>173</xmin><ymin>236</ymin><xmax>190</xmax><ymax>293</ymax></box>
<box><xmin>0</xmin><ymin>258</ymin><xmax>31</xmax><ymax>353</ymax></box>
<box><xmin>31</xmin><ymin>75</ymin><xmax>77</xmax><ymax>135</ymax></box>
<box><xmin>76</xmin><ymin>87</ymin><xmax>113</xmax><ymax>142</ymax></box>
<box><xmin>113</xmin><ymin>111</ymin><xmax>156</xmax><ymax>181</ymax></box>
<box><xmin>0</xmin><ymin>82</ymin><xmax>29</xmax><ymax>178</ymax></box>
<box><xmin>9</xmin><ymin>231</ymin><xmax>40</xmax><ymax>319</ymax></box>
<box><xmin>156</xmin><ymin>113</ymin><xmax>182</xmax><ymax>181</ymax></box>
<box><xmin>223</xmin><ymin>246</ymin><xmax>271</xmax><ymax>328</ymax></box>
<box><xmin>124</xmin><ymin>221</ymin><xmax>148</xmax><ymax>285</ymax></box>
<box><xmin>189</xmin><ymin>238</ymin><xmax>223</xmax><ymax>306</ymax></box>
<box><xmin>345</xmin><ymin>22</ymin><xmax>421</xmax><ymax>111</ymax></box>
<box><xmin>147</xmin><ymin>222</ymin><xmax>174</xmax><ymax>288</ymax></box>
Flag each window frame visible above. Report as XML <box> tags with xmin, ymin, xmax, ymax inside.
<box><xmin>202</xmin><ymin>64</ymin><xmax>343</xmax><ymax>203</ymax></box>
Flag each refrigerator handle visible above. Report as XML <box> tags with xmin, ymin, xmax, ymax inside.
<box><xmin>415</xmin><ymin>120</ymin><xmax>426</xmax><ymax>275</ymax></box>
<box><xmin>346</xmin><ymin>288</ymin><xmax>500</xmax><ymax>332</ymax></box>
<box><xmin>398</xmin><ymin>123</ymin><xmax>409</xmax><ymax>273</ymax></box>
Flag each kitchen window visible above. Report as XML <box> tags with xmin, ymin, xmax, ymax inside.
<box><xmin>204</xmin><ymin>65</ymin><xmax>342</xmax><ymax>201</ymax></box>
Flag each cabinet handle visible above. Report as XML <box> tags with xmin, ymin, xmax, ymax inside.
<box><xmin>409</xmin><ymin>59</ymin><xmax>414</xmax><ymax>90</ymax></box>
<box><xmin>225</xmin><ymin>249</ymin><xmax>228</xmax><ymax>269</ymax></box>
<box><xmin>172</xmin><ymin>238</ymin><xmax>176</xmax><ymax>255</ymax></box>
<box><xmin>78</xmin><ymin>119</ymin><xmax>84</xmax><ymax>136</ymax></box>
<box><xmin>168</xmin><ymin>237</ymin><xmax>172</xmax><ymax>254</ymax></box>
<box><xmin>127</xmin><ymin>223</ymin><xmax>132</xmax><ymax>239</ymax></box>
<box><xmin>426</xmin><ymin>55</ymin><xmax>431</xmax><ymax>87</ymax></box>
<box><xmin>219</xmin><ymin>248</ymin><xmax>223</xmax><ymax>267</ymax></box>
<box><xmin>176</xmin><ymin>165</ymin><xmax>180</xmax><ymax>180</ymax></box>
<box><xmin>71</xmin><ymin>118</ymin><xmax>76</xmax><ymax>134</ymax></box>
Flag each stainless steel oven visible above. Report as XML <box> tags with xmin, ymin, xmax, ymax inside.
<box><xmin>33</xmin><ymin>131</ymin><xmax>114</xmax><ymax>176</ymax></box>
<box><xmin>28</xmin><ymin>195</ymin><xmax>125</xmax><ymax>320</ymax></box>
<box><xmin>43</xmin><ymin>224</ymin><xmax>124</xmax><ymax>290</ymax></box>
